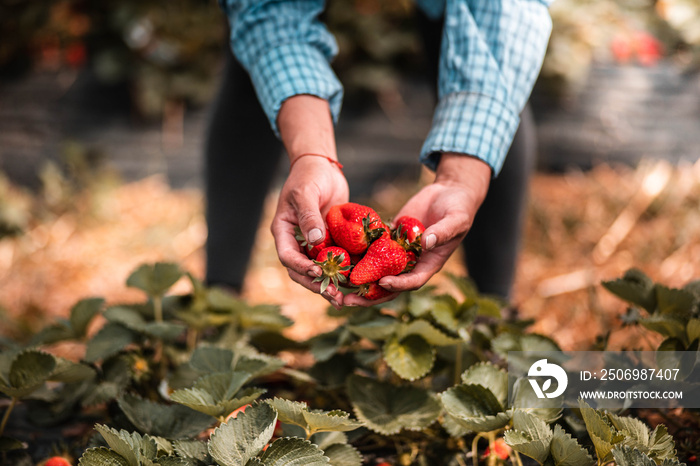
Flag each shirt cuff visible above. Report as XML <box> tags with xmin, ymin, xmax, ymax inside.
<box><xmin>248</xmin><ymin>42</ymin><xmax>344</xmax><ymax>137</ymax></box>
<box><xmin>420</xmin><ymin>92</ymin><xmax>520</xmax><ymax>177</ymax></box>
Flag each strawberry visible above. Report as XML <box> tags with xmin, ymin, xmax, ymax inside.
<box><xmin>350</xmin><ymin>233</ymin><xmax>408</xmax><ymax>285</ymax></box>
<box><xmin>326</xmin><ymin>203</ymin><xmax>385</xmax><ymax>255</ymax></box>
<box><xmin>295</xmin><ymin>226</ymin><xmax>333</xmax><ymax>259</ymax></box>
<box><xmin>313</xmin><ymin>246</ymin><xmax>352</xmax><ymax>293</ymax></box>
<box><xmin>356</xmin><ymin>282</ymin><xmax>392</xmax><ymax>300</ymax></box>
<box><xmin>404</xmin><ymin>251</ymin><xmax>417</xmax><ymax>272</ymax></box>
<box><xmin>392</xmin><ymin>216</ymin><xmax>425</xmax><ymax>255</ymax></box>
<box><xmin>45</xmin><ymin>457</ymin><xmax>72</xmax><ymax>466</ymax></box>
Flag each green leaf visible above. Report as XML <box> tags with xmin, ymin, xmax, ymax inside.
<box><xmin>190</xmin><ymin>347</ymin><xmax>234</xmax><ymax>373</ymax></box>
<box><xmin>50</xmin><ymin>357</ymin><xmax>96</xmax><ymax>384</ymax></box>
<box><xmin>267</xmin><ymin>398</ymin><xmax>308</xmax><ymax>428</ymax></box>
<box><xmin>460</xmin><ymin>362</ymin><xmax>508</xmax><ymax>407</ymax></box>
<box><xmin>85</xmin><ymin>323</ymin><xmax>137</xmax><ymax>363</ymax></box>
<box><xmin>441</xmin><ymin>413</ymin><xmax>472</xmax><ymax>438</ymax></box>
<box><xmin>383</xmin><ymin>335</ymin><xmax>435</xmax><ymax>381</ymax></box>
<box><xmin>322</xmin><ymin>443</ymin><xmax>362</xmax><ymax>466</ymax></box>
<box><xmin>104</xmin><ymin>306</ymin><xmax>147</xmax><ymax>332</ymax></box>
<box><xmin>440</xmin><ymin>384</ymin><xmax>510</xmax><ymax>433</ymax></box>
<box><xmin>260</xmin><ymin>438</ymin><xmax>329</xmax><ymax>466</ymax></box>
<box><xmin>302</xmin><ymin>411</ymin><xmax>363</xmax><ymax>435</ymax></box>
<box><xmin>475</xmin><ymin>297</ymin><xmax>503</xmax><ymax>318</ymax></box>
<box><xmin>504</xmin><ymin>412</ymin><xmax>555</xmax><ymax>464</ymax></box>
<box><xmin>655</xmin><ymin>285</ymin><xmax>696</xmax><ymax>317</ymax></box>
<box><xmin>118</xmin><ymin>393</ymin><xmax>215</xmax><ymax>438</ymax></box>
<box><xmin>687</xmin><ymin>318</ymin><xmax>700</xmax><ymax>343</ymax></box>
<box><xmin>445</xmin><ymin>273</ymin><xmax>479</xmax><ymax>300</ymax></box>
<box><xmin>0</xmin><ymin>436</ymin><xmax>25</xmax><ymax>452</ymax></box>
<box><xmin>172</xmin><ymin>439</ymin><xmax>210</xmax><ymax>463</ymax></box>
<box><xmin>208</xmin><ymin>403</ymin><xmax>277</xmax><ymax>466</ymax></box>
<box><xmin>601</xmin><ymin>269</ymin><xmax>656</xmax><ymax>312</ymax></box>
<box><xmin>608</xmin><ymin>413</ymin><xmax>650</xmax><ymax>448</ymax></box>
<box><xmin>491</xmin><ymin>333</ymin><xmax>561</xmax><ymax>358</ymax></box>
<box><xmin>395</xmin><ymin>320</ymin><xmax>461</xmax><ymax>346</ymax></box>
<box><xmin>550</xmin><ymin>424</ymin><xmax>594</xmax><ymax>466</ymax></box>
<box><xmin>70</xmin><ymin>298</ymin><xmax>105</xmax><ymax>337</ymax></box>
<box><xmin>127</xmin><ymin>262</ymin><xmax>183</xmax><ymax>297</ymax></box>
<box><xmin>656</xmin><ymin>338</ymin><xmax>698</xmax><ymax>380</ymax></box>
<box><xmin>640</xmin><ymin>315</ymin><xmax>687</xmax><ymax>341</ymax></box>
<box><xmin>647</xmin><ymin>425</ymin><xmax>678</xmax><ymax>463</ymax></box>
<box><xmin>240</xmin><ymin>304</ymin><xmax>293</xmax><ymax>330</ymax></box>
<box><xmin>1</xmin><ymin>350</ymin><xmax>56</xmax><ymax>398</ymax></box>
<box><xmin>310</xmin><ymin>432</ymin><xmax>347</xmax><ymax>451</ymax></box>
<box><xmin>30</xmin><ymin>322</ymin><xmax>75</xmax><ymax>346</ymax></box>
<box><xmin>578</xmin><ymin>400</ymin><xmax>623</xmax><ymax>463</ymax></box>
<box><xmin>79</xmin><ymin>447</ymin><xmax>131</xmax><ymax>466</ymax></box>
<box><xmin>234</xmin><ymin>354</ymin><xmax>285</xmax><ymax>378</ymax></box>
<box><xmin>346</xmin><ymin>316</ymin><xmax>398</xmax><ymax>341</ymax></box>
<box><xmin>347</xmin><ymin>375</ymin><xmax>440</xmax><ymax>435</ymax></box>
<box><xmin>170</xmin><ymin>371</ymin><xmax>262</xmax><ymax>419</ymax></box>
<box><xmin>611</xmin><ymin>446</ymin><xmax>657</xmax><ymax>466</ymax></box>
<box><xmin>95</xmin><ymin>424</ymin><xmax>158</xmax><ymax>465</ymax></box>
<box><xmin>511</xmin><ymin>378</ymin><xmax>563</xmax><ymax>424</ymax></box>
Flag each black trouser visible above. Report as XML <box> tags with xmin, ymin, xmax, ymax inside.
<box><xmin>205</xmin><ymin>16</ymin><xmax>535</xmax><ymax>299</ymax></box>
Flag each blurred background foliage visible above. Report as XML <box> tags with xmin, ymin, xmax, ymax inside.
<box><xmin>1</xmin><ymin>0</ymin><xmax>699</xmax><ymax>118</ymax></box>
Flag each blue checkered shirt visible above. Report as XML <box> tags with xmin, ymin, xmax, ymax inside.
<box><xmin>220</xmin><ymin>0</ymin><xmax>552</xmax><ymax>175</ymax></box>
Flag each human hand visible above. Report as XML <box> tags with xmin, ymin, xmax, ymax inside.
<box><xmin>343</xmin><ymin>153</ymin><xmax>491</xmax><ymax>304</ymax></box>
<box><xmin>271</xmin><ymin>95</ymin><xmax>349</xmax><ymax>308</ymax></box>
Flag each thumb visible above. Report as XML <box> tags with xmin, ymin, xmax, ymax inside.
<box><xmin>292</xmin><ymin>192</ymin><xmax>327</xmax><ymax>246</ymax></box>
<box><xmin>422</xmin><ymin>213</ymin><xmax>471</xmax><ymax>251</ymax></box>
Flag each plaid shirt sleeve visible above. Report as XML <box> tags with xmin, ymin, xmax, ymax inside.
<box><xmin>219</xmin><ymin>0</ymin><xmax>343</xmax><ymax>136</ymax></box>
<box><xmin>420</xmin><ymin>0</ymin><xmax>552</xmax><ymax>176</ymax></box>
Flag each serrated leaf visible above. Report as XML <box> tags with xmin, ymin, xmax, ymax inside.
<box><xmin>511</xmin><ymin>378</ymin><xmax>563</xmax><ymax>423</ymax></box>
<box><xmin>647</xmin><ymin>425</ymin><xmax>678</xmax><ymax>462</ymax></box>
<box><xmin>310</xmin><ymin>432</ymin><xmax>347</xmax><ymax>451</ymax></box>
<box><xmin>155</xmin><ymin>456</ymin><xmax>189</xmax><ymax>466</ymax></box>
<box><xmin>656</xmin><ymin>338</ymin><xmax>699</xmax><ymax>380</ymax></box>
<box><xmin>460</xmin><ymin>362</ymin><xmax>508</xmax><ymax>407</ymax></box>
<box><xmin>79</xmin><ymin>447</ymin><xmax>131</xmax><ymax>466</ymax></box>
<box><xmin>346</xmin><ymin>316</ymin><xmax>398</xmax><ymax>341</ymax></box>
<box><xmin>0</xmin><ymin>436</ymin><xmax>25</xmax><ymax>452</ymax></box>
<box><xmin>602</xmin><ymin>269</ymin><xmax>656</xmax><ymax>312</ymax></box>
<box><xmin>104</xmin><ymin>306</ymin><xmax>147</xmax><ymax>332</ymax></box>
<box><xmin>655</xmin><ymin>285</ymin><xmax>696</xmax><ymax>317</ymax></box>
<box><xmin>302</xmin><ymin>411</ymin><xmax>363</xmax><ymax>435</ymax></box>
<box><xmin>687</xmin><ymin>319</ymin><xmax>700</xmax><ymax>343</ymax></box>
<box><xmin>491</xmin><ymin>333</ymin><xmax>561</xmax><ymax>358</ymax></box>
<box><xmin>441</xmin><ymin>413</ymin><xmax>472</xmax><ymax>438</ymax></box>
<box><xmin>245</xmin><ymin>459</ymin><xmax>265</xmax><ymax>466</ymax></box>
<box><xmin>578</xmin><ymin>400</ymin><xmax>623</xmax><ymax>463</ymax></box>
<box><xmin>118</xmin><ymin>393</ymin><xmax>215</xmax><ymax>438</ymax></box>
<box><xmin>70</xmin><ymin>297</ymin><xmax>104</xmax><ymax>337</ymax></box>
<box><xmin>1</xmin><ymin>350</ymin><xmax>56</xmax><ymax>397</ymax></box>
<box><xmin>235</xmin><ymin>354</ymin><xmax>285</xmax><ymax>378</ymax></box>
<box><xmin>85</xmin><ymin>323</ymin><xmax>137</xmax><ymax>363</ymax></box>
<box><xmin>611</xmin><ymin>446</ymin><xmax>657</xmax><ymax>466</ymax></box>
<box><xmin>190</xmin><ymin>347</ymin><xmax>234</xmax><ymax>373</ymax></box>
<box><xmin>170</xmin><ymin>371</ymin><xmax>258</xmax><ymax>419</ymax></box>
<box><xmin>267</xmin><ymin>398</ymin><xmax>308</xmax><ymax>428</ymax></box>
<box><xmin>504</xmin><ymin>429</ymin><xmax>550</xmax><ymax>465</ymax></box>
<box><xmin>347</xmin><ymin>375</ymin><xmax>440</xmax><ymax>435</ymax></box>
<box><xmin>608</xmin><ymin>413</ymin><xmax>650</xmax><ymax>448</ymax></box>
<box><xmin>396</xmin><ymin>320</ymin><xmax>461</xmax><ymax>346</ymax></box>
<box><xmin>127</xmin><ymin>262</ymin><xmax>183</xmax><ymax>297</ymax></box>
<box><xmin>429</xmin><ymin>295</ymin><xmax>459</xmax><ymax>329</ymax></box>
<box><xmin>445</xmin><ymin>273</ymin><xmax>479</xmax><ymax>300</ymax></box>
<box><xmin>550</xmin><ymin>424</ymin><xmax>594</xmax><ymax>466</ymax></box>
<box><xmin>505</xmin><ymin>411</ymin><xmax>553</xmax><ymax>465</ymax></box>
<box><xmin>641</xmin><ymin>315</ymin><xmax>687</xmax><ymax>341</ymax></box>
<box><xmin>95</xmin><ymin>424</ymin><xmax>157</xmax><ymax>465</ymax></box>
<box><xmin>322</xmin><ymin>443</ymin><xmax>362</xmax><ymax>466</ymax></box>
<box><xmin>208</xmin><ymin>403</ymin><xmax>277</xmax><ymax>466</ymax></box>
<box><xmin>475</xmin><ymin>297</ymin><xmax>503</xmax><ymax>317</ymax></box>
<box><xmin>260</xmin><ymin>438</ymin><xmax>329</xmax><ymax>466</ymax></box>
<box><xmin>30</xmin><ymin>323</ymin><xmax>75</xmax><ymax>346</ymax></box>
<box><xmin>440</xmin><ymin>384</ymin><xmax>509</xmax><ymax>433</ymax></box>
<box><xmin>50</xmin><ymin>357</ymin><xmax>96</xmax><ymax>384</ymax></box>
<box><xmin>172</xmin><ymin>439</ymin><xmax>210</xmax><ymax>462</ymax></box>
<box><xmin>383</xmin><ymin>335</ymin><xmax>435</xmax><ymax>381</ymax></box>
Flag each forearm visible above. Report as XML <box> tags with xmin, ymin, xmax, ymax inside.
<box><xmin>277</xmin><ymin>95</ymin><xmax>338</xmax><ymax>162</ymax></box>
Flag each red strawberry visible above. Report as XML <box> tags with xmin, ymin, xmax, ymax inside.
<box><xmin>295</xmin><ymin>226</ymin><xmax>333</xmax><ymax>259</ymax></box>
<box><xmin>357</xmin><ymin>282</ymin><xmax>392</xmax><ymax>300</ymax></box>
<box><xmin>45</xmin><ymin>457</ymin><xmax>72</xmax><ymax>466</ymax></box>
<box><xmin>392</xmin><ymin>216</ymin><xmax>425</xmax><ymax>255</ymax></box>
<box><xmin>350</xmin><ymin>234</ymin><xmax>408</xmax><ymax>285</ymax></box>
<box><xmin>403</xmin><ymin>251</ymin><xmax>417</xmax><ymax>272</ymax></box>
<box><xmin>313</xmin><ymin>246</ymin><xmax>352</xmax><ymax>293</ymax></box>
<box><xmin>326</xmin><ymin>203</ymin><xmax>385</xmax><ymax>255</ymax></box>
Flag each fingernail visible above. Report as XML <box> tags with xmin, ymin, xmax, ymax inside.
<box><xmin>379</xmin><ymin>280</ymin><xmax>393</xmax><ymax>291</ymax></box>
<box><xmin>425</xmin><ymin>233</ymin><xmax>437</xmax><ymax>250</ymax></box>
<box><xmin>330</xmin><ymin>299</ymin><xmax>339</xmax><ymax>308</ymax></box>
<box><xmin>308</xmin><ymin>266</ymin><xmax>321</xmax><ymax>278</ymax></box>
<box><xmin>308</xmin><ymin>228</ymin><xmax>323</xmax><ymax>243</ymax></box>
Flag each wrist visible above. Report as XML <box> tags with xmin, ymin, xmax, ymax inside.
<box><xmin>435</xmin><ymin>153</ymin><xmax>492</xmax><ymax>186</ymax></box>
<box><xmin>278</xmin><ymin>95</ymin><xmax>338</xmax><ymax>162</ymax></box>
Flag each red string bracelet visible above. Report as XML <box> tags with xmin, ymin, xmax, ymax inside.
<box><xmin>289</xmin><ymin>153</ymin><xmax>344</xmax><ymax>172</ymax></box>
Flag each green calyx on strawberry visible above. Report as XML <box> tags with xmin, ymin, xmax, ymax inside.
<box><xmin>295</xmin><ymin>226</ymin><xmax>333</xmax><ymax>259</ymax></box>
<box><xmin>349</xmin><ymin>233</ymin><xmax>409</xmax><ymax>286</ymax></box>
<box><xmin>356</xmin><ymin>282</ymin><xmax>392</xmax><ymax>300</ymax></box>
<box><xmin>313</xmin><ymin>246</ymin><xmax>352</xmax><ymax>294</ymax></box>
<box><xmin>326</xmin><ymin>203</ymin><xmax>386</xmax><ymax>255</ymax></box>
<box><xmin>392</xmin><ymin>216</ymin><xmax>425</xmax><ymax>256</ymax></box>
